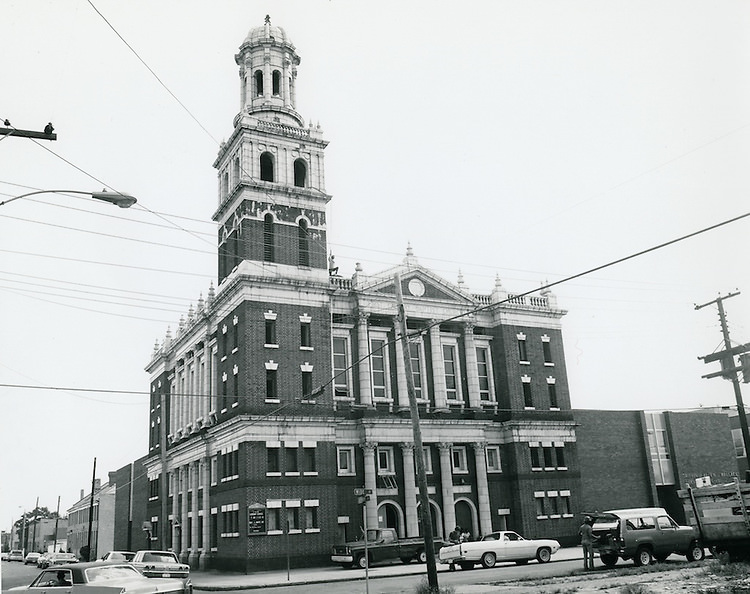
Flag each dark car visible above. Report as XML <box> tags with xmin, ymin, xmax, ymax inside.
<box><xmin>9</xmin><ymin>562</ymin><xmax>192</xmax><ymax>594</ymax></box>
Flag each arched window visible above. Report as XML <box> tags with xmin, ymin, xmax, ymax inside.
<box><xmin>293</xmin><ymin>158</ymin><xmax>307</xmax><ymax>188</ymax></box>
<box><xmin>298</xmin><ymin>220</ymin><xmax>310</xmax><ymax>267</ymax></box>
<box><xmin>263</xmin><ymin>214</ymin><xmax>275</xmax><ymax>262</ymax></box>
<box><xmin>260</xmin><ymin>152</ymin><xmax>274</xmax><ymax>182</ymax></box>
<box><xmin>272</xmin><ymin>70</ymin><xmax>281</xmax><ymax>96</ymax></box>
<box><xmin>254</xmin><ymin>70</ymin><xmax>264</xmax><ymax>96</ymax></box>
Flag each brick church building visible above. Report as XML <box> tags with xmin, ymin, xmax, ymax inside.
<box><xmin>140</xmin><ymin>18</ymin><xmax>737</xmax><ymax>571</ymax></box>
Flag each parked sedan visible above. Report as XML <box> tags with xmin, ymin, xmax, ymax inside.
<box><xmin>24</xmin><ymin>552</ymin><xmax>41</xmax><ymax>565</ymax></box>
<box><xmin>8</xmin><ymin>550</ymin><xmax>25</xmax><ymax>562</ymax></box>
<box><xmin>438</xmin><ymin>530</ymin><xmax>561</xmax><ymax>570</ymax></box>
<box><xmin>131</xmin><ymin>550</ymin><xmax>189</xmax><ymax>580</ymax></box>
<box><xmin>40</xmin><ymin>553</ymin><xmax>79</xmax><ymax>568</ymax></box>
<box><xmin>9</xmin><ymin>562</ymin><xmax>192</xmax><ymax>594</ymax></box>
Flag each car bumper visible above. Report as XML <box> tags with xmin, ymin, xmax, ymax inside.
<box><xmin>331</xmin><ymin>555</ymin><xmax>354</xmax><ymax>564</ymax></box>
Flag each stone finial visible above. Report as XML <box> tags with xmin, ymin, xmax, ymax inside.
<box><xmin>207</xmin><ymin>282</ymin><xmax>215</xmax><ymax>304</ymax></box>
<box><xmin>165</xmin><ymin>326</ymin><xmax>173</xmax><ymax>347</ymax></box>
<box><xmin>197</xmin><ymin>293</ymin><xmax>205</xmax><ymax>311</ymax></box>
<box><xmin>178</xmin><ymin>315</ymin><xmax>185</xmax><ymax>332</ymax></box>
<box><xmin>540</xmin><ymin>280</ymin><xmax>557</xmax><ymax>307</ymax></box>
<box><xmin>491</xmin><ymin>273</ymin><xmax>507</xmax><ymax>303</ymax></box>
<box><xmin>188</xmin><ymin>303</ymin><xmax>195</xmax><ymax>321</ymax></box>
<box><xmin>352</xmin><ymin>261</ymin><xmax>363</xmax><ymax>288</ymax></box>
<box><xmin>403</xmin><ymin>242</ymin><xmax>418</xmax><ymax>266</ymax></box>
<box><xmin>153</xmin><ymin>340</ymin><xmax>161</xmax><ymax>356</ymax></box>
<box><xmin>457</xmin><ymin>269</ymin><xmax>465</xmax><ymax>289</ymax></box>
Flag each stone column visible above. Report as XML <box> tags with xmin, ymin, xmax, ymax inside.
<box><xmin>438</xmin><ymin>443</ymin><xmax>456</xmax><ymax>536</ymax></box>
<box><xmin>263</xmin><ymin>57</ymin><xmax>271</xmax><ymax>101</ymax></box>
<box><xmin>361</xmin><ymin>442</ymin><xmax>379</xmax><ymax>530</ymax></box>
<box><xmin>463</xmin><ymin>323</ymin><xmax>481</xmax><ymax>409</ymax></box>
<box><xmin>400</xmin><ymin>444</ymin><xmax>418</xmax><ymax>537</ymax></box>
<box><xmin>179</xmin><ymin>466</ymin><xmax>189</xmax><ymax>563</ymax></box>
<box><xmin>357</xmin><ymin>312</ymin><xmax>372</xmax><ymax>407</ymax></box>
<box><xmin>170</xmin><ymin>471</ymin><xmax>180</xmax><ymax>555</ymax></box>
<box><xmin>189</xmin><ymin>461</ymin><xmax>200</xmax><ymax>568</ymax></box>
<box><xmin>472</xmin><ymin>443</ymin><xmax>493</xmax><ymax>537</ymax></box>
<box><xmin>430</xmin><ymin>323</ymin><xmax>448</xmax><ymax>410</ymax></box>
<box><xmin>199</xmin><ymin>458</ymin><xmax>211</xmax><ymax>570</ymax></box>
<box><xmin>393</xmin><ymin>319</ymin><xmax>409</xmax><ymax>410</ymax></box>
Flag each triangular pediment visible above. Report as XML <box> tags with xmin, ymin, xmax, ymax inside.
<box><xmin>361</xmin><ymin>264</ymin><xmax>476</xmax><ymax>306</ymax></box>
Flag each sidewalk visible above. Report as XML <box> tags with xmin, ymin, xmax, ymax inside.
<box><xmin>191</xmin><ymin>546</ymin><xmax>584</xmax><ymax>591</ymax></box>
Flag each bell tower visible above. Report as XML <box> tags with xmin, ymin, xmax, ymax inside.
<box><xmin>213</xmin><ymin>16</ymin><xmax>331</xmax><ymax>286</ymax></box>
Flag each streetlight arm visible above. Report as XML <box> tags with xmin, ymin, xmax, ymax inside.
<box><xmin>0</xmin><ymin>190</ymin><xmax>137</xmax><ymax>208</ymax></box>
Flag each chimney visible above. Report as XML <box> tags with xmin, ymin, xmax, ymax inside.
<box><xmin>80</xmin><ymin>490</ymin><xmax>84</xmax><ymax>500</ymax></box>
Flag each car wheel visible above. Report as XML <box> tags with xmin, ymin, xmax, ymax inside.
<box><xmin>481</xmin><ymin>552</ymin><xmax>497</xmax><ymax>569</ymax></box>
<box><xmin>459</xmin><ymin>562</ymin><xmax>474</xmax><ymax>571</ymax></box>
<box><xmin>686</xmin><ymin>543</ymin><xmax>705</xmax><ymax>562</ymax></box>
<box><xmin>600</xmin><ymin>553</ymin><xmax>618</xmax><ymax>567</ymax></box>
<box><xmin>417</xmin><ymin>549</ymin><xmax>427</xmax><ymax>563</ymax></box>
<box><xmin>356</xmin><ymin>554</ymin><xmax>368</xmax><ymax>569</ymax></box>
<box><xmin>536</xmin><ymin>547</ymin><xmax>551</xmax><ymax>563</ymax></box>
<box><xmin>634</xmin><ymin>547</ymin><xmax>653</xmax><ymax>567</ymax></box>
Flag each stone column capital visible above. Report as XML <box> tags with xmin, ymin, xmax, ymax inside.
<box><xmin>437</xmin><ymin>442</ymin><xmax>453</xmax><ymax>452</ymax></box>
<box><xmin>361</xmin><ymin>441</ymin><xmax>378</xmax><ymax>452</ymax></box>
<box><xmin>472</xmin><ymin>442</ymin><xmax>486</xmax><ymax>452</ymax></box>
<box><xmin>400</xmin><ymin>442</ymin><xmax>415</xmax><ymax>453</ymax></box>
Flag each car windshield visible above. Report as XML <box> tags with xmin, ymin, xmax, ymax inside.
<box><xmin>86</xmin><ymin>565</ymin><xmax>142</xmax><ymax>582</ymax></box>
<box><xmin>139</xmin><ymin>552</ymin><xmax>179</xmax><ymax>563</ymax></box>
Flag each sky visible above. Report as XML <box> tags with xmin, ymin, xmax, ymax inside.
<box><xmin>2</xmin><ymin>0</ymin><xmax>749</xmax><ymax>534</ymax></box>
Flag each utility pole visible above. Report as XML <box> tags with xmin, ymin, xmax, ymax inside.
<box><xmin>53</xmin><ymin>496</ymin><xmax>60</xmax><ymax>552</ymax></box>
<box><xmin>86</xmin><ymin>457</ymin><xmax>97</xmax><ymax>561</ymax></box>
<box><xmin>30</xmin><ymin>497</ymin><xmax>39</xmax><ymax>553</ymax></box>
<box><xmin>696</xmin><ymin>291</ymin><xmax>750</xmax><ymax>472</ymax></box>
<box><xmin>394</xmin><ymin>273</ymin><xmax>439</xmax><ymax>593</ymax></box>
<box><xmin>0</xmin><ymin>124</ymin><xmax>56</xmax><ymax>141</ymax></box>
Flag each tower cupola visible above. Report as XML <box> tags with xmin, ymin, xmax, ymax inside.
<box><xmin>235</xmin><ymin>15</ymin><xmax>302</xmax><ymax>127</ymax></box>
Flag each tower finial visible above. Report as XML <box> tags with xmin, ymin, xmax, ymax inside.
<box><xmin>265</xmin><ymin>14</ymin><xmax>271</xmax><ymax>25</ymax></box>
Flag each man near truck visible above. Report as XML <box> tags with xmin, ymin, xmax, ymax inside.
<box><xmin>579</xmin><ymin>516</ymin><xmax>597</xmax><ymax>571</ymax></box>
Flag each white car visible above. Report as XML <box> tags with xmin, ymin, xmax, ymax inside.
<box><xmin>438</xmin><ymin>530</ymin><xmax>561</xmax><ymax>570</ymax></box>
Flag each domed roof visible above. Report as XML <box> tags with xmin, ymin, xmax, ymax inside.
<box><xmin>243</xmin><ymin>16</ymin><xmax>293</xmax><ymax>47</ymax></box>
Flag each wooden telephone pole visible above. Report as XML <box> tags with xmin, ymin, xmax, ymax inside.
<box><xmin>696</xmin><ymin>291</ymin><xmax>750</xmax><ymax>469</ymax></box>
<box><xmin>394</xmin><ymin>273</ymin><xmax>440</xmax><ymax>592</ymax></box>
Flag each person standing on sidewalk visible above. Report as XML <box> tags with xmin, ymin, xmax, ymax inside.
<box><xmin>579</xmin><ymin>516</ymin><xmax>597</xmax><ymax>571</ymax></box>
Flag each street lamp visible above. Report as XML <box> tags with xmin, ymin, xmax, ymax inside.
<box><xmin>0</xmin><ymin>189</ymin><xmax>137</xmax><ymax>208</ymax></box>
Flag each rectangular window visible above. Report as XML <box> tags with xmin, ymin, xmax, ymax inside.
<box><xmin>522</xmin><ymin>380</ymin><xmax>533</xmax><ymax>408</ymax></box>
<box><xmin>443</xmin><ymin>342</ymin><xmax>460</xmax><ymax>401</ymax></box>
<box><xmin>337</xmin><ymin>446</ymin><xmax>355</xmax><ymax>476</ymax></box>
<box><xmin>266</xmin><ymin>369</ymin><xmax>277</xmax><ymax>400</ymax></box>
<box><xmin>543</xmin><ymin>446</ymin><xmax>554</xmax><ymax>469</ymax></box>
<box><xmin>285</xmin><ymin>446</ymin><xmax>299</xmax><ymax>474</ymax></box>
<box><xmin>221</xmin><ymin>448</ymin><xmax>239</xmax><ymax>482</ymax></box>
<box><xmin>267</xmin><ymin>507</ymin><xmax>281</xmax><ymax>532</ymax></box>
<box><xmin>287</xmin><ymin>507</ymin><xmax>300</xmax><ymax>532</ymax></box>
<box><xmin>548</xmin><ymin>494</ymin><xmax>560</xmax><ymax>517</ymax></box>
<box><xmin>149</xmin><ymin>477</ymin><xmax>159</xmax><ymax>500</ymax></box>
<box><xmin>486</xmin><ymin>445</ymin><xmax>502</xmax><ymax>472</ymax></box>
<box><xmin>451</xmin><ymin>446</ymin><xmax>468</xmax><ymax>473</ymax></box>
<box><xmin>530</xmin><ymin>446</ymin><xmax>542</xmax><ymax>470</ymax></box>
<box><xmin>377</xmin><ymin>446</ymin><xmax>394</xmax><ymax>474</ymax></box>
<box><xmin>408</xmin><ymin>341</ymin><xmax>425</xmax><ymax>399</ymax></box>
<box><xmin>302</xmin><ymin>371</ymin><xmax>313</xmax><ymax>397</ymax></box>
<box><xmin>560</xmin><ymin>493</ymin><xmax>571</xmax><ymax>516</ymax></box>
<box><xmin>477</xmin><ymin>347</ymin><xmax>492</xmax><ymax>401</ymax></box>
<box><xmin>232</xmin><ymin>325</ymin><xmax>239</xmax><ymax>351</ymax></box>
<box><xmin>267</xmin><ymin>446</ymin><xmax>280</xmax><ymax>474</ymax></box>
<box><xmin>535</xmin><ymin>495</ymin><xmax>546</xmax><ymax>518</ymax></box>
<box><xmin>370</xmin><ymin>337</ymin><xmax>390</xmax><ymax>400</ymax></box>
<box><xmin>265</xmin><ymin>319</ymin><xmax>277</xmax><ymax>346</ymax></box>
<box><xmin>221</xmin><ymin>377</ymin><xmax>228</xmax><ymax>411</ymax></box>
<box><xmin>543</xmin><ymin>340</ymin><xmax>553</xmax><ymax>364</ymax></box>
<box><xmin>301</xmin><ymin>322</ymin><xmax>312</xmax><ymax>349</ymax></box>
<box><xmin>421</xmin><ymin>446</ymin><xmax>433</xmax><ymax>474</ymax></box>
<box><xmin>302</xmin><ymin>447</ymin><xmax>316</xmax><ymax>474</ymax></box>
<box><xmin>210</xmin><ymin>510</ymin><xmax>218</xmax><ymax>548</ymax></box>
<box><xmin>548</xmin><ymin>383</ymin><xmax>558</xmax><ymax>409</ymax></box>
<box><xmin>555</xmin><ymin>446</ymin><xmax>566</xmax><ymax>469</ymax></box>
<box><xmin>221</xmin><ymin>503</ymin><xmax>239</xmax><ymax>537</ymax></box>
<box><xmin>518</xmin><ymin>338</ymin><xmax>528</xmax><ymax>362</ymax></box>
<box><xmin>332</xmin><ymin>336</ymin><xmax>351</xmax><ymax>398</ymax></box>
<box><xmin>304</xmin><ymin>504</ymin><xmax>319</xmax><ymax>531</ymax></box>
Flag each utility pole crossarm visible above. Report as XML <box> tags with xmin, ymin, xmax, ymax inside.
<box><xmin>0</xmin><ymin>127</ymin><xmax>57</xmax><ymax>141</ymax></box>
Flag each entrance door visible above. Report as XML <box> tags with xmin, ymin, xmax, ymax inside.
<box><xmin>454</xmin><ymin>500</ymin><xmax>475</xmax><ymax>538</ymax></box>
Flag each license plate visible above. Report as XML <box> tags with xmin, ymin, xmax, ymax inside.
<box><xmin>162</xmin><ymin>573</ymin><xmax>170</xmax><ymax>578</ymax></box>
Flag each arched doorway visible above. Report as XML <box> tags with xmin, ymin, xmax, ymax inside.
<box><xmin>454</xmin><ymin>499</ymin><xmax>478</xmax><ymax>539</ymax></box>
<box><xmin>377</xmin><ymin>501</ymin><xmax>404</xmax><ymax>536</ymax></box>
<box><xmin>416</xmin><ymin>500</ymin><xmax>443</xmax><ymax>538</ymax></box>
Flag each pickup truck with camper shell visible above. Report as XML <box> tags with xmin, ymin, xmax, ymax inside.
<box><xmin>331</xmin><ymin>527</ymin><xmax>446</xmax><ymax>568</ymax></box>
<box><xmin>588</xmin><ymin>507</ymin><xmax>704</xmax><ymax>567</ymax></box>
